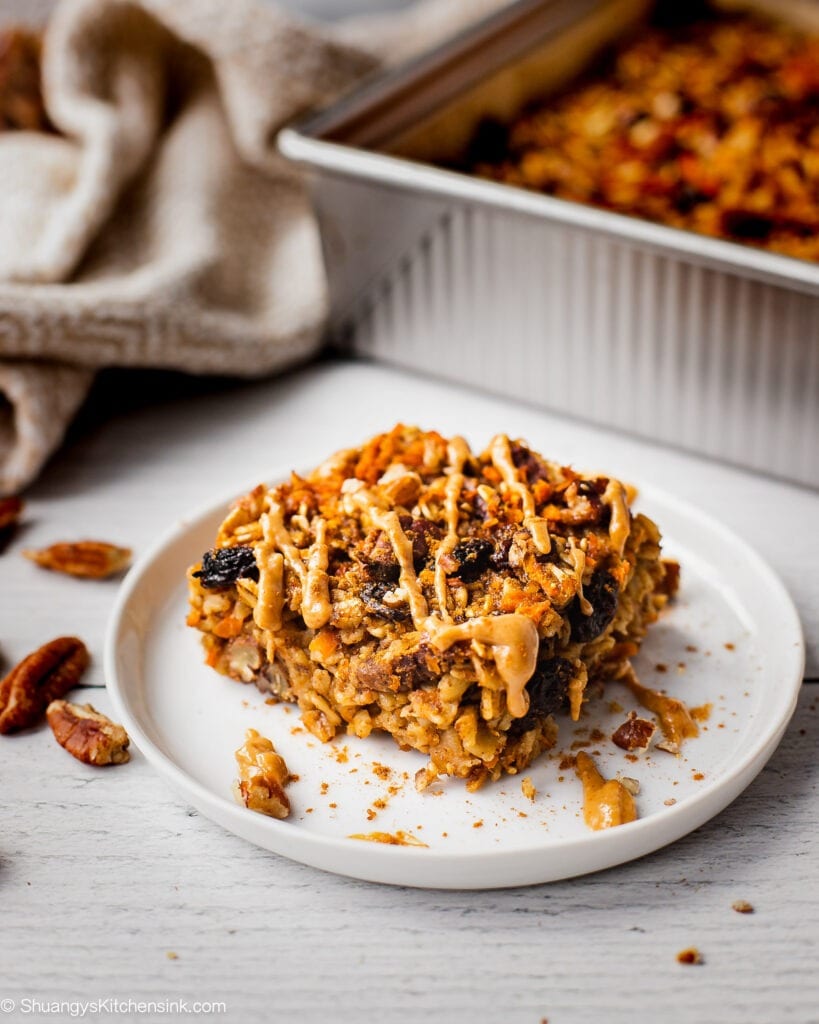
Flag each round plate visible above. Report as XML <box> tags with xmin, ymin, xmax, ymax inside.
<box><xmin>105</xmin><ymin>476</ymin><xmax>804</xmax><ymax>889</ymax></box>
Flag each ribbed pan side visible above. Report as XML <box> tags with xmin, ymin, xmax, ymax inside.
<box><xmin>348</xmin><ymin>204</ymin><xmax>819</xmax><ymax>488</ymax></box>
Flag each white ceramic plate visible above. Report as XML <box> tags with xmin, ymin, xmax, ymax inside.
<box><xmin>106</xmin><ymin>476</ymin><xmax>804</xmax><ymax>889</ymax></box>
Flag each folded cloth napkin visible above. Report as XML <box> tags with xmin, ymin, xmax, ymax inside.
<box><xmin>0</xmin><ymin>0</ymin><xmax>507</xmax><ymax>495</ymax></box>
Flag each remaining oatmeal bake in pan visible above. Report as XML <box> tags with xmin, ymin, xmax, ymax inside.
<box><xmin>468</xmin><ymin>13</ymin><xmax>819</xmax><ymax>261</ymax></box>
<box><xmin>187</xmin><ymin>427</ymin><xmax>678</xmax><ymax>790</ymax></box>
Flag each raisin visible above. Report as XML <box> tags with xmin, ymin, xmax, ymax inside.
<box><xmin>193</xmin><ymin>546</ymin><xmax>258</xmax><ymax>588</ymax></box>
<box><xmin>449</xmin><ymin>538</ymin><xmax>493</xmax><ymax>582</ymax></box>
<box><xmin>361</xmin><ymin>582</ymin><xmax>410</xmax><ymax>622</ymax></box>
<box><xmin>568</xmin><ymin>569</ymin><xmax>619</xmax><ymax>643</ymax></box>
<box><xmin>508</xmin><ymin>657</ymin><xmax>573</xmax><ymax>737</ymax></box>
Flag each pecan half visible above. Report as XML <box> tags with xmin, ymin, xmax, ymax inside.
<box><xmin>23</xmin><ymin>541</ymin><xmax>131</xmax><ymax>579</ymax></box>
<box><xmin>0</xmin><ymin>496</ymin><xmax>23</xmax><ymax>531</ymax></box>
<box><xmin>46</xmin><ymin>700</ymin><xmax>130</xmax><ymax>765</ymax></box>
<box><xmin>233</xmin><ymin>728</ymin><xmax>291</xmax><ymax>819</ymax></box>
<box><xmin>612</xmin><ymin>712</ymin><xmax>656</xmax><ymax>752</ymax></box>
<box><xmin>0</xmin><ymin>637</ymin><xmax>89</xmax><ymax>733</ymax></box>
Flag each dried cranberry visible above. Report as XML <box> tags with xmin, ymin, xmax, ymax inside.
<box><xmin>568</xmin><ymin>569</ymin><xmax>618</xmax><ymax>643</ymax></box>
<box><xmin>194</xmin><ymin>546</ymin><xmax>258</xmax><ymax>588</ymax></box>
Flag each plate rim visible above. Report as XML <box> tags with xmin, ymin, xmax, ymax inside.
<box><xmin>104</xmin><ymin>471</ymin><xmax>806</xmax><ymax>886</ymax></box>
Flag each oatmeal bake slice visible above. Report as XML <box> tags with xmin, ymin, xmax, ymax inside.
<box><xmin>187</xmin><ymin>427</ymin><xmax>677</xmax><ymax>791</ymax></box>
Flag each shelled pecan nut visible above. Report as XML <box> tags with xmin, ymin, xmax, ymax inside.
<box><xmin>612</xmin><ymin>712</ymin><xmax>656</xmax><ymax>752</ymax></box>
<box><xmin>46</xmin><ymin>700</ymin><xmax>130</xmax><ymax>765</ymax></box>
<box><xmin>23</xmin><ymin>541</ymin><xmax>131</xmax><ymax>578</ymax></box>
<box><xmin>0</xmin><ymin>636</ymin><xmax>89</xmax><ymax>733</ymax></box>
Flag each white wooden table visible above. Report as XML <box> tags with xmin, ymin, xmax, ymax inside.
<box><xmin>2</xmin><ymin>357</ymin><xmax>817</xmax><ymax>1024</ymax></box>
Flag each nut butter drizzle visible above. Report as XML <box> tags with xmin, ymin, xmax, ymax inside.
<box><xmin>489</xmin><ymin>434</ymin><xmax>552</xmax><ymax>555</ymax></box>
<box><xmin>575</xmin><ymin>751</ymin><xmax>637</xmax><ymax>830</ymax></box>
<box><xmin>434</xmin><ymin>436</ymin><xmax>471</xmax><ymax>620</ymax></box>
<box><xmin>341</xmin><ymin>441</ymin><xmax>539</xmax><ymax>719</ymax></box>
<box><xmin>622</xmin><ymin>667</ymin><xmax>698</xmax><ymax>753</ymax></box>
<box><xmin>260</xmin><ymin>504</ymin><xmax>331</xmax><ymax>630</ymax></box>
<box><xmin>602</xmin><ymin>479</ymin><xmax>630</xmax><ymax>556</ymax></box>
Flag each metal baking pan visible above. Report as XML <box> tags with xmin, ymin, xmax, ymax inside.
<box><xmin>279</xmin><ymin>0</ymin><xmax>819</xmax><ymax>488</ymax></box>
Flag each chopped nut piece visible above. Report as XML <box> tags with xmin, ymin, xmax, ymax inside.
<box><xmin>0</xmin><ymin>495</ymin><xmax>23</xmax><ymax>531</ymax></box>
<box><xmin>233</xmin><ymin>728</ymin><xmax>291</xmax><ymax>819</ymax></box>
<box><xmin>47</xmin><ymin>700</ymin><xmax>130</xmax><ymax>765</ymax></box>
<box><xmin>732</xmin><ymin>900</ymin><xmax>754</xmax><ymax>914</ymax></box>
<box><xmin>676</xmin><ymin>947</ymin><xmax>704</xmax><ymax>965</ymax></box>
<box><xmin>0</xmin><ymin>637</ymin><xmax>89</xmax><ymax>734</ymax></box>
<box><xmin>23</xmin><ymin>541</ymin><xmax>131</xmax><ymax>579</ymax></box>
<box><xmin>521</xmin><ymin>776</ymin><xmax>537</xmax><ymax>802</ymax></box>
<box><xmin>617</xmin><ymin>775</ymin><xmax>640</xmax><ymax>796</ymax></box>
<box><xmin>612</xmin><ymin>712</ymin><xmax>656</xmax><ymax>751</ymax></box>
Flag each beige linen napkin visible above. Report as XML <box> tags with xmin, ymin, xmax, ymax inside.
<box><xmin>0</xmin><ymin>0</ymin><xmax>507</xmax><ymax>495</ymax></box>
